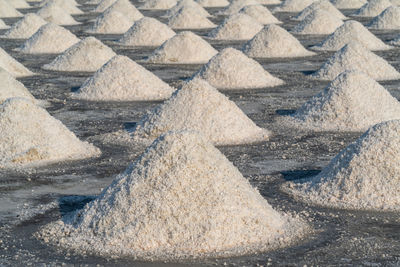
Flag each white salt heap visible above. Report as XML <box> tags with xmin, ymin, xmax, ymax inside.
<box><xmin>243</xmin><ymin>24</ymin><xmax>315</xmax><ymax>58</ymax></box>
<box><xmin>167</xmin><ymin>6</ymin><xmax>216</xmax><ymax>29</ymax></box>
<box><xmin>103</xmin><ymin>0</ymin><xmax>143</xmax><ymax>22</ymax></box>
<box><xmin>86</xmin><ymin>10</ymin><xmax>134</xmax><ymax>34</ymax></box>
<box><xmin>0</xmin><ymin>68</ymin><xmax>36</xmax><ymax>103</ymax></box>
<box><xmin>93</xmin><ymin>0</ymin><xmax>117</xmax><ymax>12</ymax></box>
<box><xmin>293</xmin><ymin>0</ymin><xmax>346</xmax><ymax>21</ymax></box>
<box><xmin>164</xmin><ymin>0</ymin><xmax>211</xmax><ymax>18</ymax></box>
<box><xmin>147</xmin><ymin>31</ymin><xmax>217</xmax><ymax>64</ymax></box>
<box><xmin>36</xmin><ymin>2</ymin><xmax>80</xmax><ymax>25</ymax></box>
<box><xmin>0</xmin><ymin>19</ymin><xmax>9</xmax><ymax>29</ymax></box>
<box><xmin>40</xmin><ymin>0</ymin><xmax>83</xmax><ymax>15</ymax></box>
<box><xmin>139</xmin><ymin>0</ymin><xmax>177</xmax><ymax>10</ymax></box>
<box><xmin>312</xmin><ymin>41</ymin><xmax>400</xmax><ymax>81</ymax></box>
<box><xmin>8</xmin><ymin>0</ymin><xmax>30</xmax><ymax>9</ymax></box>
<box><xmin>118</xmin><ymin>17</ymin><xmax>176</xmax><ymax>47</ymax></box>
<box><xmin>39</xmin><ymin>130</ymin><xmax>304</xmax><ymax>259</ymax></box>
<box><xmin>218</xmin><ymin>0</ymin><xmax>260</xmax><ymax>15</ymax></box>
<box><xmin>74</xmin><ymin>55</ymin><xmax>175</xmax><ymax>101</ymax></box>
<box><xmin>0</xmin><ymin>0</ymin><xmax>22</xmax><ymax>18</ymax></box>
<box><xmin>284</xmin><ymin>119</ymin><xmax>400</xmax><ymax>211</ymax></box>
<box><xmin>291</xmin><ymin>9</ymin><xmax>344</xmax><ymax>35</ymax></box>
<box><xmin>208</xmin><ymin>14</ymin><xmax>263</xmax><ymax>41</ymax></box>
<box><xmin>330</xmin><ymin>0</ymin><xmax>367</xmax><ymax>9</ymax></box>
<box><xmin>0</xmin><ymin>98</ymin><xmax>100</xmax><ymax>168</ymax></box>
<box><xmin>368</xmin><ymin>6</ymin><xmax>400</xmax><ymax>29</ymax></box>
<box><xmin>42</xmin><ymin>37</ymin><xmax>116</xmax><ymax>72</ymax></box>
<box><xmin>0</xmin><ymin>47</ymin><xmax>33</xmax><ymax>77</ymax></box>
<box><xmin>353</xmin><ymin>0</ymin><xmax>393</xmax><ymax>17</ymax></box>
<box><xmin>312</xmin><ymin>20</ymin><xmax>392</xmax><ymax>51</ymax></box>
<box><xmin>195</xmin><ymin>0</ymin><xmax>229</xmax><ymax>8</ymax></box>
<box><xmin>193</xmin><ymin>48</ymin><xmax>284</xmax><ymax>90</ymax></box>
<box><xmin>17</xmin><ymin>23</ymin><xmax>80</xmax><ymax>54</ymax></box>
<box><xmin>239</xmin><ymin>5</ymin><xmax>282</xmax><ymax>25</ymax></box>
<box><xmin>273</xmin><ymin>0</ymin><xmax>317</xmax><ymax>13</ymax></box>
<box><xmin>2</xmin><ymin>13</ymin><xmax>47</xmax><ymax>39</ymax></box>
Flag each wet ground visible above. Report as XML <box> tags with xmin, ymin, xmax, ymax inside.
<box><xmin>0</xmin><ymin>1</ymin><xmax>400</xmax><ymax>266</ymax></box>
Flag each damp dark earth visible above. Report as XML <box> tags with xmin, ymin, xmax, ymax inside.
<box><xmin>1</xmin><ymin>2</ymin><xmax>400</xmax><ymax>266</ymax></box>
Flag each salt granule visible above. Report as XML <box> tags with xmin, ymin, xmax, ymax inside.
<box><xmin>2</xmin><ymin>13</ymin><xmax>47</xmax><ymax>39</ymax></box>
<box><xmin>164</xmin><ymin>0</ymin><xmax>211</xmax><ymax>18</ymax></box>
<box><xmin>195</xmin><ymin>0</ymin><xmax>229</xmax><ymax>8</ymax></box>
<box><xmin>0</xmin><ymin>68</ymin><xmax>36</xmax><ymax>103</ymax></box>
<box><xmin>368</xmin><ymin>6</ymin><xmax>400</xmax><ymax>30</ymax></box>
<box><xmin>139</xmin><ymin>0</ymin><xmax>177</xmax><ymax>10</ymax></box>
<box><xmin>36</xmin><ymin>1</ymin><xmax>80</xmax><ymax>25</ymax></box>
<box><xmin>0</xmin><ymin>0</ymin><xmax>22</xmax><ymax>18</ymax></box>
<box><xmin>167</xmin><ymin>6</ymin><xmax>216</xmax><ymax>29</ymax></box>
<box><xmin>103</xmin><ymin>0</ymin><xmax>143</xmax><ymax>22</ymax></box>
<box><xmin>86</xmin><ymin>10</ymin><xmax>134</xmax><ymax>34</ymax></box>
<box><xmin>291</xmin><ymin>9</ymin><xmax>344</xmax><ymax>35</ymax></box>
<box><xmin>39</xmin><ymin>0</ymin><xmax>83</xmax><ymax>15</ymax></box>
<box><xmin>8</xmin><ymin>0</ymin><xmax>30</xmax><ymax>9</ymax></box>
<box><xmin>73</xmin><ymin>55</ymin><xmax>175</xmax><ymax>101</ymax></box>
<box><xmin>0</xmin><ymin>47</ymin><xmax>33</xmax><ymax>77</ymax></box>
<box><xmin>273</xmin><ymin>0</ymin><xmax>317</xmax><ymax>13</ymax></box>
<box><xmin>193</xmin><ymin>48</ymin><xmax>284</xmax><ymax>90</ymax></box>
<box><xmin>292</xmin><ymin>0</ymin><xmax>346</xmax><ymax>21</ymax></box>
<box><xmin>239</xmin><ymin>5</ymin><xmax>282</xmax><ymax>25</ymax></box>
<box><xmin>0</xmin><ymin>19</ymin><xmax>9</xmax><ymax>29</ymax></box>
<box><xmin>353</xmin><ymin>0</ymin><xmax>393</xmax><ymax>17</ymax></box>
<box><xmin>93</xmin><ymin>0</ymin><xmax>117</xmax><ymax>12</ymax></box>
<box><xmin>218</xmin><ymin>0</ymin><xmax>260</xmax><ymax>16</ymax></box>
<box><xmin>330</xmin><ymin>0</ymin><xmax>367</xmax><ymax>9</ymax></box>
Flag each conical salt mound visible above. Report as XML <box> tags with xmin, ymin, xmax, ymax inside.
<box><xmin>291</xmin><ymin>9</ymin><xmax>344</xmax><ymax>35</ymax></box>
<box><xmin>285</xmin><ymin>119</ymin><xmax>400</xmax><ymax>211</ymax></box>
<box><xmin>104</xmin><ymin>0</ymin><xmax>143</xmax><ymax>21</ymax></box>
<box><xmin>368</xmin><ymin>6</ymin><xmax>400</xmax><ymax>29</ymax></box>
<box><xmin>36</xmin><ymin>2</ymin><xmax>80</xmax><ymax>25</ymax></box>
<box><xmin>118</xmin><ymin>17</ymin><xmax>176</xmax><ymax>47</ymax></box>
<box><xmin>0</xmin><ymin>19</ymin><xmax>9</xmax><ymax>29</ymax></box>
<box><xmin>0</xmin><ymin>47</ymin><xmax>33</xmax><ymax>77</ymax></box>
<box><xmin>193</xmin><ymin>48</ymin><xmax>284</xmax><ymax>90</ymax></box>
<box><xmin>239</xmin><ymin>5</ymin><xmax>282</xmax><ymax>25</ymax></box>
<box><xmin>0</xmin><ymin>0</ymin><xmax>22</xmax><ymax>18</ymax></box>
<box><xmin>243</xmin><ymin>24</ymin><xmax>315</xmax><ymax>58</ymax></box>
<box><xmin>9</xmin><ymin>0</ymin><xmax>30</xmax><ymax>9</ymax></box>
<box><xmin>42</xmin><ymin>37</ymin><xmax>116</xmax><ymax>72</ymax></box>
<box><xmin>164</xmin><ymin>0</ymin><xmax>211</xmax><ymax>18</ymax></box>
<box><xmin>86</xmin><ymin>10</ymin><xmax>134</xmax><ymax>34</ymax></box>
<box><xmin>218</xmin><ymin>0</ymin><xmax>260</xmax><ymax>15</ymax></box>
<box><xmin>273</xmin><ymin>0</ymin><xmax>317</xmax><ymax>13</ymax></box>
<box><xmin>39</xmin><ymin>130</ymin><xmax>304</xmax><ymax>259</ymax></box>
<box><xmin>40</xmin><ymin>0</ymin><xmax>83</xmax><ymax>15</ymax></box>
<box><xmin>195</xmin><ymin>0</ymin><xmax>229</xmax><ymax>8</ymax></box>
<box><xmin>312</xmin><ymin>20</ymin><xmax>392</xmax><ymax>51</ymax></box>
<box><xmin>293</xmin><ymin>0</ymin><xmax>346</xmax><ymax>21</ymax></box>
<box><xmin>74</xmin><ymin>55</ymin><xmax>175</xmax><ymax>101</ymax></box>
<box><xmin>0</xmin><ymin>68</ymin><xmax>35</xmax><ymax>103</ymax></box>
<box><xmin>312</xmin><ymin>41</ymin><xmax>400</xmax><ymax>81</ymax></box>
<box><xmin>167</xmin><ymin>6</ymin><xmax>216</xmax><ymax>29</ymax></box>
<box><xmin>208</xmin><ymin>14</ymin><xmax>263</xmax><ymax>41</ymax></box>
<box><xmin>353</xmin><ymin>0</ymin><xmax>393</xmax><ymax>17</ymax></box>
<box><xmin>17</xmin><ymin>23</ymin><xmax>80</xmax><ymax>54</ymax></box>
<box><xmin>330</xmin><ymin>0</ymin><xmax>366</xmax><ymax>9</ymax></box>
<box><xmin>147</xmin><ymin>31</ymin><xmax>217</xmax><ymax>64</ymax></box>
<box><xmin>2</xmin><ymin>13</ymin><xmax>47</xmax><ymax>39</ymax></box>
<box><xmin>93</xmin><ymin>0</ymin><xmax>117</xmax><ymax>12</ymax></box>
<box><xmin>139</xmin><ymin>0</ymin><xmax>177</xmax><ymax>10</ymax></box>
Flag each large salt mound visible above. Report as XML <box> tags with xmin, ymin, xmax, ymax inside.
<box><xmin>36</xmin><ymin>2</ymin><xmax>80</xmax><ymax>25</ymax></box>
<box><xmin>164</xmin><ymin>0</ymin><xmax>211</xmax><ymax>18</ymax></box>
<box><xmin>93</xmin><ymin>0</ymin><xmax>117</xmax><ymax>12</ymax></box>
<box><xmin>353</xmin><ymin>0</ymin><xmax>393</xmax><ymax>17</ymax></box>
<box><xmin>86</xmin><ymin>10</ymin><xmax>133</xmax><ymax>34</ymax></box>
<box><xmin>368</xmin><ymin>6</ymin><xmax>400</xmax><ymax>29</ymax></box>
<box><xmin>139</xmin><ymin>0</ymin><xmax>177</xmax><ymax>10</ymax></box>
<box><xmin>0</xmin><ymin>47</ymin><xmax>33</xmax><ymax>77</ymax></box>
<box><xmin>293</xmin><ymin>0</ymin><xmax>346</xmax><ymax>21</ymax></box>
<box><xmin>0</xmin><ymin>68</ymin><xmax>35</xmax><ymax>103</ymax></box>
<box><xmin>193</xmin><ymin>48</ymin><xmax>284</xmax><ymax>90</ymax></box>
<box><xmin>40</xmin><ymin>0</ymin><xmax>83</xmax><ymax>15</ymax></box>
<box><xmin>2</xmin><ymin>13</ymin><xmax>47</xmax><ymax>39</ymax></box>
<box><xmin>284</xmin><ymin>119</ymin><xmax>400</xmax><ymax>211</ymax></box>
<box><xmin>104</xmin><ymin>0</ymin><xmax>143</xmax><ymax>21</ymax></box>
<box><xmin>118</xmin><ymin>17</ymin><xmax>176</xmax><ymax>47</ymax></box>
<box><xmin>243</xmin><ymin>24</ymin><xmax>315</xmax><ymax>58</ymax></box>
<box><xmin>167</xmin><ymin>6</ymin><xmax>216</xmax><ymax>29</ymax></box>
<box><xmin>0</xmin><ymin>0</ymin><xmax>22</xmax><ymax>18</ymax></box>
<box><xmin>207</xmin><ymin>14</ymin><xmax>263</xmax><ymax>41</ymax></box>
<box><xmin>74</xmin><ymin>55</ymin><xmax>174</xmax><ymax>101</ymax></box>
<box><xmin>146</xmin><ymin>31</ymin><xmax>217</xmax><ymax>64</ymax></box>
<box><xmin>239</xmin><ymin>5</ymin><xmax>282</xmax><ymax>25</ymax></box>
<box><xmin>218</xmin><ymin>0</ymin><xmax>260</xmax><ymax>15</ymax></box>
<box><xmin>0</xmin><ymin>19</ymin><xmax>9</xmax><ymax>29</ymax></box>
<box><xmin>312</xmin><ymin>41</ymin><xmax>400</xmax><ymax>81</ymax></box>
<box><xmin>311</xmin><ymin>20</ymin><xmax>392</xmax><ymax>51</ymax></box>
<box><xmin>291</xmin><ymin>9</ymin><xmax>344</xmax><ymax>35</ymax></box>
<box><xmin>195</xmin><ymin>0</ymin><xmax>229</xmax><ymax>8</ymax></box>
<box><xmin>9</xmin><ymin>0</ymin><xmax>30</xmax><ymax>9</ymax></box>
<box><xmin>273</xmin><ymin>0</ymin><xmax>317</xmax><ymax>13</ymax></box>
<box><xmin>0</xmin><ymin>98</ymin><xmax>100</xmax><ymax>168</ymax></box>
<box><xmin>42</xmin><ymin>37</ymin><xmax>116</xmax><ymax>72</ymax></box>
<box><xmin>330</xmin><ymin>0</ymin><xmax>367</xmax><ymax>9</ymax></box>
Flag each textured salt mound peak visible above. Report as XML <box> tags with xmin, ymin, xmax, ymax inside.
<box><xmin>218</xmin><ymin>0</ymin><xmax>259</xmax><ymax>15</ymax></box>
<box><xmin>86</xmin><ymin>10</ymin><xmax>133</xmax><ymax>34</ymax></box>
<box><xmin>93</xmin><ymin>0</ymin><xmax>117</xmax><ymax>12</ymax></box>
<box><xmin>208</xmin><ymin>14</ymin><xmax>263</xmax><ymax>41</ymax></box>
<box><xmin>139</xmin><ymin>0</ymin><xmax>177</xmax><ymax>10</ymax></box>
<box><xmin>239</xmin><ymin>5</ymin><xmax>282</xmax><ymax>25</ymax></box>
<box><xmin>0</xmin><ymin>19</ymin><xmax>9</xmax><ymax>29</ymax></box>
<box><xmin>293</xmin><ymin>0</ymin><xmax>346</xmax><ymax>21</ymax></box>
<box><xmin>312</xmin><ymin>20</ymin><xmax>391</xmax><ymax>51</ymax></box>
<box><xmin>313</xmin><ymin>42</ymin><xmax>400</xmax><ymax>81</ymax></box>
<box><xmin>353</xmin><ymin>0</ymin><xmax>393</xmax><ymax>17</ymax></box>
<box><xmin>0</xmin><ymin>0</ymin><xmax>22</xmax><ymax>18</ymax></box>
<box><xmin>368</xmin><ymin>6</ymin><xmax>400</xmax><ymax>29</ymax></box>
<box><xmin>195</xmin><ymin>0</ymin><xmax>229</xmax><ymax>8</ymax></box>
<box><xmin>0</xmin><ymin>68</ymin><xmax>35</xmax><ymax>103</ymax></box>
<box><xmin>243</xmin><ymin>24</ymin><xmax>315</xmax><ymax>58</ymax></box>
<box><xmin>193</xmin><ymin>48</ymin><xmax>284</xmax><ymax>90</ymax></box>
<box><xmin>9</xmin><ymin>0</ymin><xmax>30</xmax><ymax>9</ymax></box>
<box><xmin>43</xmin><ymin>37</ymin><xmax>116</xmax><ymax>72</ymax></box>
<box><xmin>36</xmin><ymin>2</ymin><xmax>80</xmax><ymax>25</ymax></box>
<box><xmin>0</xmin><ymin>98</ymin><xmax>100</xmax><ymax>168</ymax></box>
<box><xmin>0</xmin><ymin>47</ymin><xmax>33</xmax><ymax>77</ymax></box>
<box><xmin>330</xmin><ymin>0</ymin><xmax>367</xmax><ymax>9</ymax></box>
<box><xmin>39</xmin><ymin>131</ymin><xmax>304</xmax><ymax>260</ymax></box>
<box><xmin>104</xmin><ymin>0</ymin><xmax>143</xmax><ymax>21</ymax></box>
<box><xmin>273</xmin><ymin>0</ymin><xmax>317</xmax><ymax>13</ymax></box>
<box><xmin>2</xmin><ymin>13</ymin><xmax>47</xmax><ymax>39</ymax></box>
<box><xmin>167</xmin><ymin>6</ymin><xmax>216</xmax><ymax>29</ymax></box>
<box><xmin>285</xmin><ymin>119</ymin><xmax>400</xmax><ymax>211</ymax></box>
<box><xmin>40</xmin><ymin>0</ymin><xmax>83</xmax><ymax>15</ymax></box>
<box><xmin>291</xmin><ymin>9</ymin><xmax>344</xmax><ymax>35</ymax></box>
<box><xmin>164</xmin><ymin>0</ymin><xmax>211</xmax><ymax>18</ymax></box>
<box><xmin>74</xmin><ymin>55</ymin><xmax>174</xmax><ymax>101</ymax></box>
<box><xmin>147</xmin><ymin>31</ymin><xmax>217</xmax><ymax>64</ymax></box>
<box><xmin>118</xmin><ymin>17</ymin><xmax>176</xmax><ymax>47</ymax></box>
<box><xmin>17</xmin><ymin>23</ymin><xmax>80</xmax><ymax>54</ymax></box>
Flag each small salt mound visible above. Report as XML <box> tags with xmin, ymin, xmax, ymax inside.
<box><xmin>291</xmin><ymin>9</ymin><xmax>344</xmax><ymax>35</ymax></box>
<box><xmin>353</xmin><ymin>0</ymin><xmax>393</xmax><ymax>17</ymax></box>
<box><xmin>17</xmin><ymin>23</ymin><xmax>80</xmax><ymax>54</ymax></box>
<box><xmin>93</xmin><ymin>0</ymin><xmax>117</xmax><ymax>12</ymax></box>
<box><xmin>273</xmin><ymin>0</ymin><xmax>317</xmax><ymax>13</ymax></box>
<box><xmin>239</xmin><ymin>5</ymin><xmax>282</xmax><ymax>25</ymax></box>
<box><xmin>42</xmin><ymin>37</ymin><xmax>116</xmax><ymax>72</ymax></box>
<box><xmin>312</xmin><ymin>20</ymin><xmax>391</xmax><ymax>51</ymax></box>
<box><xmin>208</xmin><ymin>14</ymin><xmax>263</xmax><ymax>41</ymax></box>
<box><xmin>0</xmin><ymin>47</ymin><xmax>33</xmax><ymax>77</ymax></box>
<box><xmin>139</xmin><ymin>0</ymin><xmax>177</xmax><ymax>10</ymax></box>
<box><xmin>164</xmin><ymin>0</ymin><xmax>211</xmax><ymax>18</ymax></box>
<box><xmin>330</xmin><ymin>0</ymin><xmax>367</xmax><ymax>9</ymax></box>
<box><xmin>368</xmin><ymin>6</ymin><xmax>400</xmax><ymax>29</ymax></box>
<box><xmin>0</xmin><ymin>68</ymin><xmax>35</xmax><ymax>103</ymax></box>
<box><xmin>193</xmin><ymin>48</ymin><xmax>284</xmax><ymax>90</ymax></box>
<box><xmin>2</xmin><ymin>13</ymin><xmax>47</xmax><ymax>39</ymax></box>
<box><xmin>9</xmin><ymin>0</ymin><xmax>30</xmax><ymax>9</ymax></box>
<box><xmin>147</xmin><ymin>31</ymin><xmax>217</xmax><ymax>64</ymax></box>
<box><xmin>104</xmin><ymin>0</ymin><xmax>143</xmax><ymax>22</ymax></box>
<box><xmin>40</xmin><ymin>0</ymin><xmax>83</xmax><ymax>15</ymax></box>
<box><xmin>293</xmin><ymin>0</ymin><xmax>346</xmax><ymax>21</ymax></box>
<box><xmin>218</xmin><ymin>0</ymin><xmax>260</xmax><ymax>15</ymax></box>
<box><xmin>36</xmin><ymin>2</ymin><xmax>80</xmax><ymax>25</ymax></box>
<box><xmin>74</xmin><ymin>55</ymin><xmax>175</xmax><ymax>101</ymax></box>
<box><xmin>86</xmin><ymin>10</ymin><xmax>133</xmax><ymax>34</ymax></box>
<box><xmin>0</xmin><ymin>19</ymin><xmax>9</xmax><ymax>29</ymax></box>
<box><xmin>312</xmin><ymin>41</ymin><xmax>400</xmax><ymax>81</ymax></box>
<box><xmin>0</xmin><ymin>98</ymin><xmax>100</xmax><ymax>167</ymax></box>
<box><xmin>243</xmin><ymin>24</ymin><xmax>315</xmax><ymax>58</ymax></box>
<box><xmin>285</xmin><ymin>119</ymin><xmax>400</xmax><ymax>211</ymax></box>
<box><xmin>195</xmin><ymin>0</ymin><xmax>229</xmax><ymax>8</ymax></box>
<box><xmin>118</xmin><ymin>17</ymin><xmax>176</xmax><ymax>47</ymax></box>
<box><xmin>0</xmin><ymin>0</ymin><xmax>22</xmax><ymax>18</ymax></box>
<box><xmin>167</xmin><ymin>6</ymin><xmax>216</xmax><ymax>29</ymax></box>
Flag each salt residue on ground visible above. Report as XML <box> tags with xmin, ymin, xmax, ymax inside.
<box><xmin>86</xmin><ymin>10</ymin><xmax>134</xmax><ymax>34</ymax></box>
<box><xmin>0</xmin><ymin>47</ymin><xmax>33</xmax><ymax>77</ymax></box>
<box><xmin>239</xmin><ymin>5</ymin><xmax>282</xmax><ymax>25</ymax></box>
<box><xmin>1</xmin><ymin>13</ymin><xmax>47</xmax><ymax>39</ymax></box>
<box><xmin>293</xmin><ymin>0</ymin><xmax>346</xmax><ymax>21</ymax></box>
<box><xmin>352</xmin><ymin>0</ymin><xmax>393</xmax><ymax>17</ymax></box>
<box><xmin>0</xmin><ymin>67</ymin><xmax>36</xmax><ymax>103</ymax></box>
<box><xmin>368</xmin><ymin>6</ymin><xmax>400</xmax><ymax>29</ymax></box>
<box><xmin>291</xmin><ymin>9</ymin><xmax>344</xmax><ymax>35</ymax></box>
<box><xmin>167</xmin><ymin>6</ymin><xmax>216</xmax><ymax>29</ymax></box>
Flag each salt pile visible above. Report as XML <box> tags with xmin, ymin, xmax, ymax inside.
<box><xmin>40</xmin><ymin>0</ymin><xmax>83</xmax><ymax>15</ymax></box>
<box><xmin>103</xmin><ymin>0</ymin><xmax>143</xmax><ymax>22</ymax></box>
<box><xmin>8</xmin><ymin>0</ymin><xmax>30</xmax><ymax>9</ymax></box>
<box><xmin>93</xmin><ymin>0</ymin><xmax>117</xmax><ymax>12</ymax></box>
<box><xmin>2</xmin><ymin>13</ymin><xmax>47</xmax><ymax>39</ymax></box>
<box><xmin>243</xmin><ymin>24</ymin><xmax>315</xmax><ymax>58</ymax></box>
<box><xmin>293</xmin><ymin>0</ymin><xmax>346</xmax><ymax>21</ymax></box>
<box><xmin>193</xmin><ymin>48</ymin><xmax>284</xmax><ymax>90</ymax></box>
<box><xmin>311</xmin><ymin>20</ymin><xmax>392</xmax><ymax>51</ymax></box>
<box><xmin>164</xmin><ymin>0</ymin><xmax>211</xmax><ymax>18</ymax></box>
<box><xmin>36</xmin><ymin>2</ymin><xmax>80</xmax><ymax>25</ymax></box>
<box><xmin>368</xmin><ymin>6</ymin><xmax>400</xmax><ymax>29</ymax></box>
<box><xmin>0</xmin><ymin>68</ymin><xmax>36</xmax><ymax>103</ymax></box>
<box><xmin>330</xmin><ymin>0</ymin><xmax>367</xmax><ymax>9</ymax></box>
<box><xmin>167</xmin><ymin>6</ymin><xmax>216</xmax><ymax>29</ymax></box>
<box><xmin>312</xmin><ymin>41</ymin><xmax>400</xmax><ymax>81</ymax></box>
<box><xmin>146</xmin><ymin>31</ymin><xmax>217</xmax><ymax>64</ymax></box>
<box><xmin>285</xmin><ymin>119</ymin><xmax>400</xmax><ymax>211</ymax></box>
<box><xmin>86</xmin><ymin>10</ymin><xmax>134</xmax><ymax>34</ymax></box>
<box><xmin>118</xmin><ymin>17</ymin><xmax>176</xmax><ymax>47</ymax></box>
<box><xmin>273</xmin><ymin>0</ymin><xmax>317</xmax><ymax>13</ymax></box>
<box><xmin>0</xmin><ymin>19</ymin><xmax>9</xmax><ymax>29</ymax></box>
<box><xmin>74</xmin><ymin>55</ymin><xmax>175</xmax><ymax>101</ymax></box>
<box><xmin>0</xmin><ymin>0</ymin><xmax>22</xmax><ymax>18</ymax></box>
<box><xmin>0</xmin><ymin>47</ymin><xmax>33</xmax><ymax>77</ymax></box>
<box><xmin>239</xmin><ymin>5</ymin><xmax>282</xmax><ymax>25</ymax></box>
<box><xmin>291</xmin><ymin>9</ymin><xmax>344</xmax><ymax>35</ymax></box>
<box><xmin>207</xmin><ymin>14</ymin><xmax>263</xmax><ymax>41</ymax></box>
<box><xmin>139</xmin><ymin>0</ymin><xmax>177</xmax><ymax>10</ymax></box>
<box><xmin>195</xmin><ymin>0</ymin><xmax>229</xmax><ymax>8</ymax></box>
<box><xmin>218</xmin><ymin>0</ymin><xmax>260</xmax><ymax>16</ymax></box>
<box><xmin>42</xmin><ymin>37</ymin><xmax>116</xmax><ymax>72</ymax></box>
<box><xmin>17</xmin><ymin>23</ymin><xmax>80</xmax><ymax>54</ymax></box>
<box><xmin>353</xmin><ymin>0</ymin><xmax>393</xmax><ymax>17</ymax></box>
